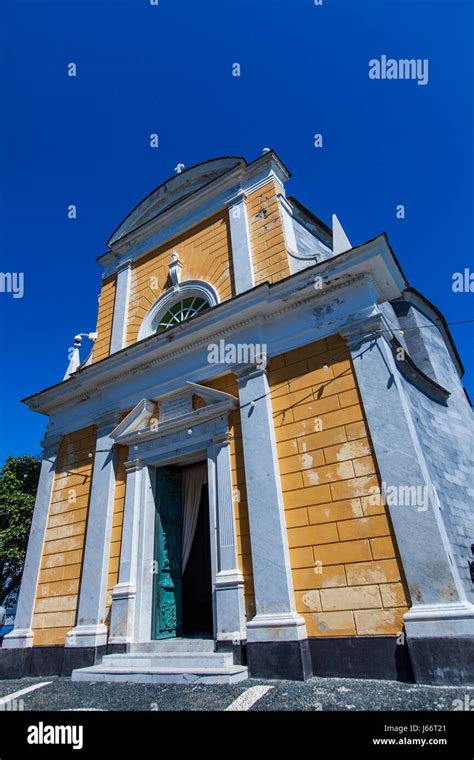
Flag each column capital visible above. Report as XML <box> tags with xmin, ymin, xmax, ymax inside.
<box><xmin>124</xmin><ymin>458</ymin><xmax>142</xmax><ymax>473</ymax></box>
<box><xmin>39</xmin><ymin>435</ymin><xmax>61</xmax><ymax>457</ymax></box>
<box><xmin>95</xmin><ymin>410</ymin><xmax>123</xmax><ymax>434</ymax></box>
<box><xmin>233</xmin><ymin>362</ymin><xmax>269</xmax><ymax>384</ymax></box>
<box><xmin>116</xmin><ymin>258</ymin><xmax>132</xmax><ymax>273</ymax></box>
<box><xmin>340</xmin><ymin>310</ymin><xmax>391</xmax><ymax>350</ymax></box>
<box><xmin>225</xmin><ymin>189</ymin><xmax>248</xmax><ymax>207</ymax></box>
<box><xmin>212</xmin><ymin>430</ymin><xmax>232</xmax><ymax>448</ymax></box>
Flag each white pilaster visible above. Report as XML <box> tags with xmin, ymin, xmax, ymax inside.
<box><xmin>236</xmin><ymin>365</ymin><xmax>307</xmax><ymax>642</ymax></box>
<box><xmin>211</xmin><ymin>430</ymin><xmax>246</xmax><ymax>643</ymax></box>
<box><xmin>226</xmin><ymin>192</ymin><xmax>254</xmax><ymax>294</ymax></box>
<box><xmin>109</xmin><ymin>457</ymin><xmax>143</xmax><ymax>644</ymax></box>
<box><xmin>65</xmin><ymin>412</ymin><xmax>121</xmax><ymax>649</ymax></box>
<box><xmin>3</xmin><ymin>439</ymin><xmax>60</xmax><ymax>649</ymax></box>
<box><xmin>278</xmin><ymin>194</ymin><xmax>298</xmax><ymax>257</ymax></box>
<box><xmin>109</xmin><ymin>261</ymin><xmax>131</xmax><ymax>353</ymax></box>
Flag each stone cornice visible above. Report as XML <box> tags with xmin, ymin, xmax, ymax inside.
<box><xmin>23</xmin><ymin>234</ymin><xmax>407</xmax><ymax>418</ymax></box>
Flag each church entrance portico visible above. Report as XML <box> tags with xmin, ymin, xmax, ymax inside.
<box><xmin>106</xmin><ymin>383</ymin><xmax>247</xmax><ymax>655</ymax></box>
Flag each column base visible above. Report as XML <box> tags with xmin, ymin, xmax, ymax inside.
<box><xmin>245</xmin><ymin>612</ymin><xmax>312</xmax><ymax>680</ymax></box>
<box><xmin>214</xmin><ymin>569</ymin><xmax>247</xmax><ymax>644</ymax></box>
<box><xmin>246</xmin><ymin>611</ymin><xmax>307</xmax><ymax>642</ymax></box>
<box><xmin>65</xmin><ymin>624</ymin><xmax>108</xmax><ymax>648</ymax></box>
<box><xmin>405</xmin><ymin>603</ymin><xmax>474</xmax><ymax>685</ymax></box>
<box><xmin>109</xmin><ymin>582</ymin><xmax>136</xmax><ymax>644</ymax></box>
<box><xmin>2</xmin><ymin>627</ymin><xmax>34</xmax><ymax>648</ymax></box>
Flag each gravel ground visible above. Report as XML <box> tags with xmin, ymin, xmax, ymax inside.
<box><xmin>0</xmin><ymin>676</ymin><xmax>472</xmax><ymax>711</ymax></box>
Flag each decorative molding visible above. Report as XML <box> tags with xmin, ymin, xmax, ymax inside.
<box><xmin>212</xmin><ymin>431</ymin><xmax>232</xmax><ymax>447</ymax></box>
<box><xmin>111</xmin><ymin>400</ymin><xmax>155</xmax><ymax>440</ymax></box>
<box><xmin>23</xmin><ymin>234</ymin><xmax>407</xmax><ymax>424</ymax></box>
<box><xmin>168</xmin><ymin>250</ymin><xmax>183</xmax><ymax>290</ymax></box>
<box><xmin>124</xmin><ymin>458</ymin><xmax>142</xmax><ymax>473</ymax></box>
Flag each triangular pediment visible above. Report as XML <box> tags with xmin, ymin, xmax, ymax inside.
<box><xmin>110</xmin><ymin>383</ymin><xmax>238</xmax><ymax>444</ymax></box>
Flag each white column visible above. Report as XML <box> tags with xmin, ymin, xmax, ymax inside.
<box><xmin>226</xmin><ymin>192</ymin><xmax>254</xmax><ymax>294</ymax></box>
<box><xmin>236</xmin><ymin>365</ymin><xmax>307</xmax><ymax>642</ymax></box>
<box><xmin>133</xmin><ymin>465</ymin><xmax>156</xmax><ymax>642</ymax></box>
<box><xmin>109</xmin><ymin>458</ymin><xmax>143</xmax><ymax>644</ymax></box>
<box><xmin>109</xmin><ymin>260</ymin><xmax>131</xmax><ymax>353</ymax></box>
<box><xmin>65</xmin><ymin>412</ymin><xmax>121</xmax><ymax>649</ymax></box>
<box><xmin>211</xmin><ymin>429</ymin><xmax>246</xmax><ymax>644</ymax></box>
<box><xmin>3</xmin><ymin>439</ymin><xmax>60</xmax><ymax>648</ymax></box>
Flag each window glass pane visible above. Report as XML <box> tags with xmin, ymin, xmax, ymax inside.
<box><xmin>155</xmin><ymin>297</ymin><xmax>210</xmax><ymax>334</ymax></box>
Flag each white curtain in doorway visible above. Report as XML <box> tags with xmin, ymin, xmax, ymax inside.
<box><xmin>182</xmin><ymin>465</ymin><xmax>207</xmax><ymax>572</ymax></box>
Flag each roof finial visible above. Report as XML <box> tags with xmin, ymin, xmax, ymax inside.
<box><xmin>175</xmin><ymin>163</ymin><xmax>185</xmax><ymax>174</ymax></box>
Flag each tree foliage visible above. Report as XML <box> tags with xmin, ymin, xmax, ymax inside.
<box><xmin>0</xmin><ymin>455</ymin><xmax>41</xmax><ymax>606</ymax></box>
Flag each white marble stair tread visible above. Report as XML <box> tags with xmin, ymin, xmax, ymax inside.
<box><xmin>71</xmin><ymin>663</ymin><xmax>248</xmax><ymax>684</ymax></box>
<box><xmin>128</xmin><ymin>639</ymin><xmax>215</xmax><ymax>653</ymax></box>
<box><xmin>100</xmin><ymin>652</ymin><xmax>234</xmax><ymax>668</ymax></box>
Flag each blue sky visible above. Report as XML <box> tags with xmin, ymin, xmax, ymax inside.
<box><xmin>1</xmin><ymin>0</ymin><xmax>473</xmax><ymax>463</ymax></box>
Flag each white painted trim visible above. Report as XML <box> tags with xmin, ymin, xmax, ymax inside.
<box><xmin>236</xmin><ymin>366</ymin><xmax>307</xmax><ymax>643</ymax></box>
<box><xmin>379</xmin><ymin>335</ymin><xmax>470</xmax><ymax>604</ymax></box>
<box><xmin>65</xmin><ymin>416</ymin><xmax>120</xmax><ymax>648</ymax></box>
<box><xmin>109</xmin><ymin>411</ymin><xmax>245</xmax><ymax>645</ymax></box>
<box><xmin>113</xmin><ymin>399</ymin><xmax>237</xmax><ymax>446</ymax></box>
<box><xmin>25</xmin><ymin>235</ymin><xmax>407</xmax><ymax>424</ymax></box>
<box><xmin>226</xmin><ymin>196</ymin><xmax>255</xmax><ymax>294</ymax></box>
<box><xmin>3</xmin><ymin>447</ymin><xmax>59</xmax><ymax>649</ymax></box>
<box><xmin>109</xmin><ymin>262</ymin><xmax>131</xmax><ymax>353</ymax></box>
<box><xmin>277</xmin><ymin>195</ymin><xmax>298</xmax><ymax>264</ymax></box>
<box><xmin>0</xmin><ymin>682</ymin><xmax>52</xmax><ymax>706</ymax></box>
<box><xmin>111</xmin><ymin>399</ymin><xmax>155</xmax><ymax>439</ymax></box>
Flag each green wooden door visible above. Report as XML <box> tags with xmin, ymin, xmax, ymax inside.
<box><xmin>153</xmin><ymin>468</ymin><xmax>183</xmax><ymax>639</ymax></box>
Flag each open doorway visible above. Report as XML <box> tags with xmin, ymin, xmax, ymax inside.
<box><xmin>182</xmin><ymin>485</ymin><xmax>212</xmax><ymax>635</ymax></box>
<box><xmin>152</xmin><ymin>463</ymin><xmax>213</xmax><ymax>640</ymax></box>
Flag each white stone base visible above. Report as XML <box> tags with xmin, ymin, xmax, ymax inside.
<box><xmin>2</xmin><ymin>628</ymin><xmax>34</xmax><ymax>649</ymax></box>
<box><xmin>246</xmin><ymin>612</ymin><xmax>307</xmax><ymax>642</ymax></box>
<box><xmin>65</xmin><ymin>624</ymin><xmax>109</xmax><ymax>648</ymax></box>
<box><xmin>404</xmin><ymin>602</ymin><xmax>474</xmax><ymax>638</ymax></box>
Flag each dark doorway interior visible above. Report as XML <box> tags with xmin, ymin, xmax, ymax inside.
<box><xmin>182</xmin><ymin>485</ymin><xmax>213</xmax><ymax>636</ymax></box>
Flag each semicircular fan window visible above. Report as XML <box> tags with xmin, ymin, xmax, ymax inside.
<box><xmin>155</xmin><ymin>296</ymin><xmax>210</xmax><ymax>334</ymax></box>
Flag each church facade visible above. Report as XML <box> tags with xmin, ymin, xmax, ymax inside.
<box><xmin>2</xmin><ymin>152</ymin><xmax>473</xmax><ymax>684</ymax></box>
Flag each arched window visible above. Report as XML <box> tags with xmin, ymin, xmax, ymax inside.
<box><xmin>155</xmin><ymin>296</ymin><xmax>210</xmax><ymax>334</ymax></box>
<box><xmin>138</xmin><ymin>280</ymin><xmax>219</xmax><ymax>340</ymax></box>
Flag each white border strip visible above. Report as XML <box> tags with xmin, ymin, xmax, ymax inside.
<box><xmin>0</xmin><ymin>681</ymin><xmax>52</xmax><ymax>706</ymax></box>
<box><xmin>225</xmin><ymin>685</ymin><xmax>273</xmax><ymax>711</ymax></box>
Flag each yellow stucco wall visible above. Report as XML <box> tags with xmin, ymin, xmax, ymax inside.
<box><xmin>246</xmin><ymin>181</ymin><xmax>291</xmax><ymax>286</ymax></box>
<box><xmin>32</xmin><ymin>426</ymin><xmax>97</xmax><ymax>646</ymax></box>
<box><xmin>269</xmin><ymin>336</ymin><xmax>411</xmax><ymax>637</ymax></box>
<box><xmin>92</xmin><ymin>275</ymin><xmax>116</xmax><ymax>363</ymax></box>
<box><xmin>125</xmin><ymin>211</ymin><xmax>234</xmax><ymax>345</ymax></box>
